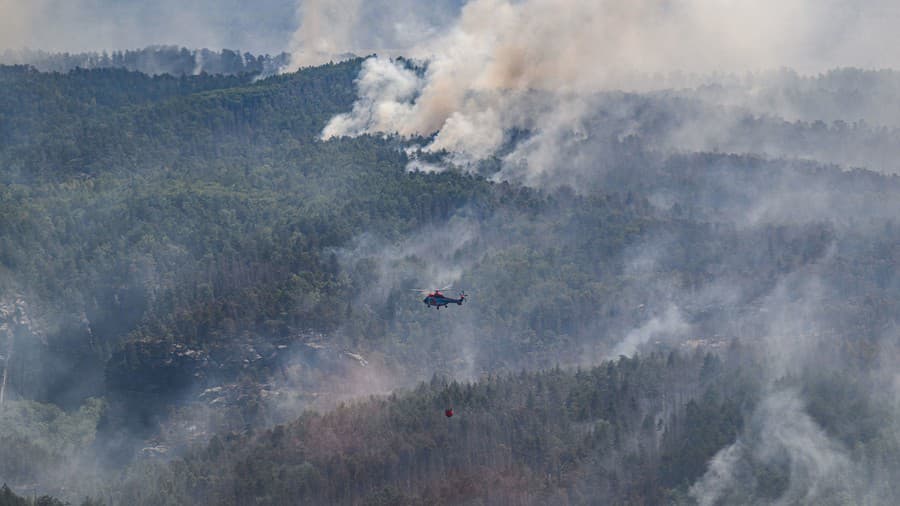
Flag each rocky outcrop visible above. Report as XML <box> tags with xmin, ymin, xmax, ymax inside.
<box><xmin>0</xmin><ymin>296</ymin><xmax>44</xmax><ymax>407</ymax></box>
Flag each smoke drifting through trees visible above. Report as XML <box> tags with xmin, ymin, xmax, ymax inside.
<box><xmin>307</xmin><ymin>2</ymin><xmax>900</xmax><ymax>504</ymax></box>
<box><xmin>3</xmin><ymin>1</ymin><xmax>900</xmax><ymax>503</ymax></box>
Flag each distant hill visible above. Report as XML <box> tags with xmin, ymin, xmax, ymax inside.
<box><xmin>2</xmin><ymin>60</ymin><xmax>900</xmax><ymax>504</ymax></box>
<box><xmin>0</xmin><ymin>46</ymin><xmax>290</xmax><ymax>76</ymax></box>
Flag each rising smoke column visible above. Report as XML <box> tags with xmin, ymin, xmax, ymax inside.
<box><xmin>282</xmin><ymin>0</ymin><xmax>463</xmax><ymax>71</ymax></box>
<box><xmin>319</xmin><ymin>0</ymin><xmax>900</xmax><ymax>181</ymax></box>
<box><xmin>320</xmin><ymin>0</ymin><xmax>815</xmax><ymax>136</ymax></box>
<box><xmin>285</xmin><ymin>0</ymin><xmax>363</xmax><ymax>69</ymax></box>
<box><xmin>310</xmin><ymin>1</ymin><xmax>900</xmax><ymax>501</ymax></box>
<box><xmin>0</xmin><ymin>0</ymin><xmax>33</xmax><ymax>51</ymax></box>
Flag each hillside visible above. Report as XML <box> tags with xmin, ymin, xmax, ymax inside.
<box><xmin>0</xmin><ymin>59</ymin><xmax>899</xmax><ymax>504</ymax></box>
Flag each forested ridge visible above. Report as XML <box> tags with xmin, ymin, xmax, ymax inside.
<box><xmin>110</xmin><ymin>350</ymin><xmax>900</xmax><ymax>505</ymax></box>
<box><xmin>0</xmin><ymin>47</ymin><xmax>290</xmax><ymax>77</ymax></box>
<box><xmin>1</xmin><ymin>57</ymin><xmax>900</xmax><ymax>504</ymax></box>
<box><xmin>116</xmin><ymin>351</ymin><xmax>755</xmax><ymax>505</ymax></box>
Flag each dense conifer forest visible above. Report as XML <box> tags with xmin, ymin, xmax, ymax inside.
<box><xmin>1</xmin><ymin>49</ymin><xmax>900</xmax><ymax>504</ymax></box>
<box><xmin>0</xmin><ymin>47</ymin><xmax>290</xmax><ymax>76</ymax></box>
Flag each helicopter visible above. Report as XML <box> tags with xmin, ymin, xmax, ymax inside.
<box><xmin>412</xmin><ymin>285</ymin><xmax>467</xmax><ymax>310</ymax></box>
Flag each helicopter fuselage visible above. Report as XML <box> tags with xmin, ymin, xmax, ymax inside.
<box><xmin>423</xmin><ymin>293</ymin><xmax>465</xmax><ymax>309</ymax></box>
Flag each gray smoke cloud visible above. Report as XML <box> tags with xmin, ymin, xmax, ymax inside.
<box><xmin>283</xmin><ymin>0</ymin><xmax>462</xmax><ymax>71</ymax></box>
<box><xmin>688</xmin><ymin>261</ymin><xmax>900</xmax><ymax>504</ymax></box>
<box><xmin>333</xmin><ymin>214</ymin><xmax>487</xmax><ymax>380</ymax></box>
<box><xmin>7</xmin><ymin>1</ymin><xmax>900</xmax><ymax>502</ymax></box>
<box><xmin>321</xmin><ymin>0</ymin><xmax>900</xmax><ymax>181</ymax></box>
<box><xmin>691</xmin><ymin>389</ymin><xmax>856</xmax><ymax>506</ymax></box>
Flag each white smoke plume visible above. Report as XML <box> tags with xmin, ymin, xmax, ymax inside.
<box><xmin>337</xmin><ymin>214</ymin><xmax>481</xmax><ymax>302</ymax></box>
<box><xmin>0</xmin><ymin>0</ymin><xmax>33</xmax><ymax>51</ymax></box>
<box><xmin>320</xmin><ymin>0</ymin><xmax>900</xmax><ymax>180</ymax></box>
<box><xmin>610</xmin><ymin>305</ymin><xmax>690</xmax><ymax>358</ymax></box>
<box><xmin>691</xmin><ymin>389</ymin><xmax>856</xmax><ymax>506</ymax></box>
<box><xmin>283</xmin><ymin>0</ymin><xmax>462</xmax><ymax>71</ymax></box>
<box><xmin>321</xmin><ymin>57</ymin><xmax>425</xmax><ymax>138</ymax></box>
<box><xmin>688</xmin><ymin>265</ymin><xmax>900</xmax><ymax>504</ymax></box>
<box><xmin>286</xmin><ymin>0</ymin><xmax>363</xmax><ymax>69</ymax></box>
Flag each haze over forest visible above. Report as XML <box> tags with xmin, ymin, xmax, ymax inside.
<box><xmin>1</xmin><ymin>1</ymin><xmax>900</xmax><ymax>505</ymax></box>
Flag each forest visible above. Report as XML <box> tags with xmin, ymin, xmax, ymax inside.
<box><xmin>0</xmin><ymin>47</ymin><xmax>290</xmax><ymax>77</ymax></box>
<box><xmin>0</xmin><ymin>49</ymin><xmax>899</xmax><ymax>504</ymax></box>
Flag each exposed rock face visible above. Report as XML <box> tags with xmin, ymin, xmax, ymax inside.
<box><xmin>99</xmin><ymin>331</ymin><xmax>372</xmax><ymax>462</ymax></box>
<box><xmin>0</xmin><ymin>296</ymin><xmax>45</xmax><ymax>407</ymax></box>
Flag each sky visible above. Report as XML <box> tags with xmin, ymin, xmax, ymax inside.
<box><xmin>0</xmin><ymin>0</ymin><xmax>298</xmax><ymax>54</ymax></box>
<box><xmin>0</xmin><ymin>0</ymin><xmax>464</xmax><ymax>56</ymax></box>
<box><xmin>3</xmin><ymin>0</ymin><xmax>900</xmax><ymax>71</ymax></box>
